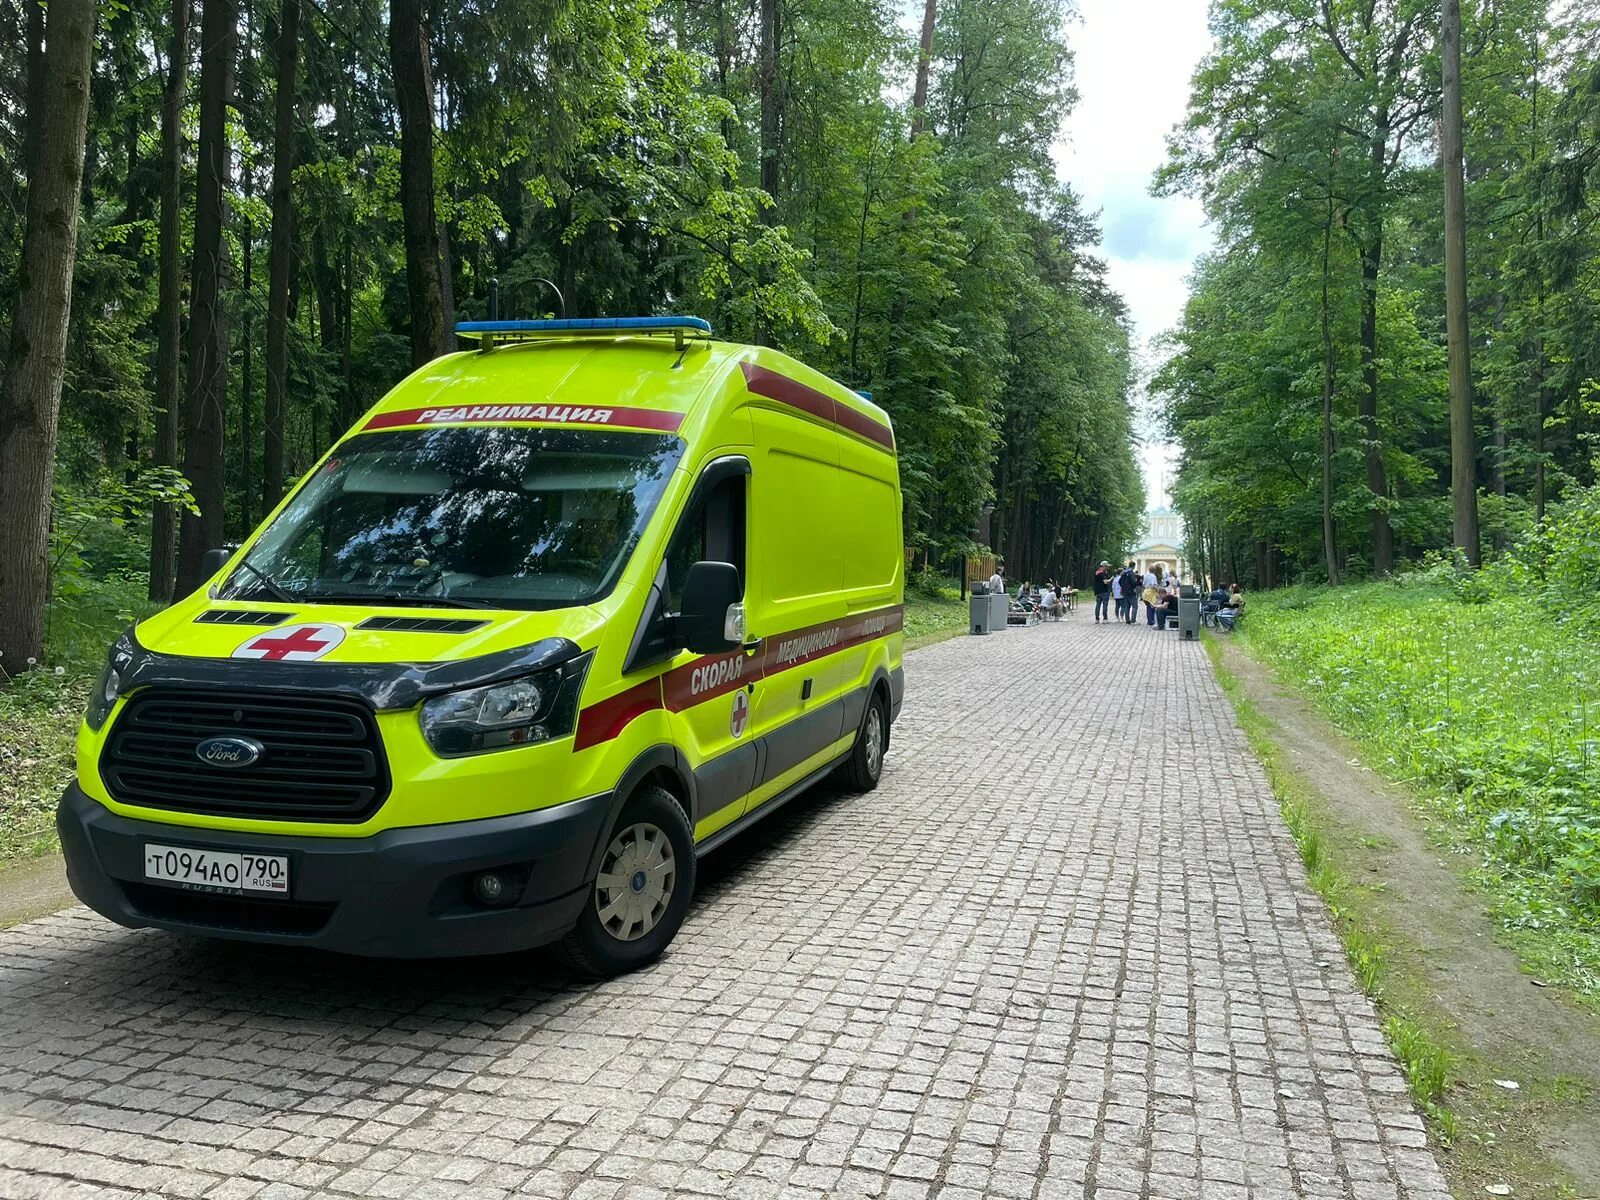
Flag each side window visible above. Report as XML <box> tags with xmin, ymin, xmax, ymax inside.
<box><xmin>664</xmin><ymin>473</ymin><xmax>746</xmax><ymax>612</ymax></box>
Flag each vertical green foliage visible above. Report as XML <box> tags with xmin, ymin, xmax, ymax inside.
<box><xmin>1159</xmin><ymin>0</ymin><xmax>1600</xmax><ymax>582</ymax></box>
<box><xmin>6</xmin><ymin>0</ymin><xmax>1144</xmax><ymax>636</ymax></box>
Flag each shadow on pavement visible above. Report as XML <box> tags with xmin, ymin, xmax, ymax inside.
<box><xmin>9</xmin><ymin>772</ymin><xmax>860</xmax><ymax>1033</ymax></box>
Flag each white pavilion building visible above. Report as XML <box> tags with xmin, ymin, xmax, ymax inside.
<box><xmin>1131</xmin><ymin>508</ymin><xmax>1189</xmax><ymax>582</ymax></box>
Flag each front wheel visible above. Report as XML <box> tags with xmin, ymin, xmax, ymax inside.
<box><xmin>836</xmin><ymin>691</ymin><xmax>888</xmax><ymax>793</ymax></box>
<box><xmin>560</xmin><ymin>786</ymin><xmax>695</xmax><ymax>977</ymax></box>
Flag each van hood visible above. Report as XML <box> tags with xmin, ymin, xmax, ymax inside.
<box><xmin>121</xmin><ymin>596</ymin><xmax>611</xmax><ymax>711</ymax></box>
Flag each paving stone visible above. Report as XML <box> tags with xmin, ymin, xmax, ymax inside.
<box><xmin>0</xmin><ymin>623</ymin><xmax>1450</xmax><ymax>1197</ymax></box>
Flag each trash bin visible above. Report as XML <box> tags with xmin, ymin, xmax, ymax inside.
<box><xmin>989</xmin><ymin>592</ymin><xmax>1009</xmax><ymax>631</ymax></box>
<box><xmin>969</xmin><ymin>590</ymin><xmax>992</xmax><ymax>634</ymax></box>
<box><xmin>1178</xmin><ymin>585</ymin><xmax>1202</xmax><ymax>640</ymax></box>
<box><xmin>970</xmin><ymin>583</ymin><xmax>1007</xmax><ymax>634</ymax></box>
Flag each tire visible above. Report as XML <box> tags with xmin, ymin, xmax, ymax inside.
<box><xmin>559</xmin><ymin>786</ymin><xmax>695</xmax><ymax>978</ymax></box>
<box><xmin>836</xmin><ymin>690</ymin><xmax>889</xmax><ymax>793</ymax></box>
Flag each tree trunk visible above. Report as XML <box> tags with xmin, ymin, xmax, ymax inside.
<box><xmin>149</xmin><ymin>0</ymin><xmax>191</xmax><ymax>602</ymax></box>
<box><xmin>1358</xmin><ymin>227</ymin><xmax>1392</xmax><ymax>575</ymax></box>
<box><xmin>1529</xmin><ymin>35</ymin><xmax>1548</xmax><ymax>526</ymax></box>
<box><xmin>176</xmin><ymin>0</ymin><xmax>238</xmax><ymax>594</ymax></box>
<box><xmin>263</xmin><ymin>0</ymin><xmax>299</xmax><ymax>510</ymax></box>
<box><xmin>0</xmin><ymin>0</ymin><xmax>96</xmax><ymax>666</ymax></box>
<box><xmin>910</xmin><ymin>0</ymin><xmax>938</xmax><ymax>138</ymax></box>
<box><xmin>1319</xmin><ymin>202</ymin><xmax>1340</xmax><ymax>587</ymax></box>
<box><xmin>389</xmin><ymin>0</ymin><xmax>449</xmax><ymax>367</ymax></box>
<box><xmin>1533</xmin><ymin>326</ymin><xmax>1547</xmax><ymax>524</ymax></box>
<box><xmin>1442</xmin><ymin>0</ymin><xmax>1480</xmax><ymax>565</ymax></box>
<box><xmin>21</xmin><ymin>0</ymin><xmax>47</xmax><ymax>183</ymax></box>
<box><xmin>758</xmin><ymin>0</ymin><xmax>780</xmax><ymax>204</ymax></box>
<box><xmin>240</xmin><ymin>155</ymin><xmax>254</xmax><ymax>534</ymax></box>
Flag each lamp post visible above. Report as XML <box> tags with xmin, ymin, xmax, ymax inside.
<box><xmin>963</xmin><ymin>501</ymin><xmax>996</xmax><ymax>600</ymax></box>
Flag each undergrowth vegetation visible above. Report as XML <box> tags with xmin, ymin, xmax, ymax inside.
<box><xmin>1240</xmin><ymin>495</ymin><xmax>1600</xmax><ymax>995</ymax></box>
<box><xmin>0</xmin><ymin>546</ymin><xmax>166</xmax><ymax>866</ymax></box>
<box><xmin>904</xmin><ymin>577</ymin><xmax>971</xmax><ymax>646</ymax></box>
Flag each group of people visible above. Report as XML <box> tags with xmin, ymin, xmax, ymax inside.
<box><xmin>1086</xmin><ymin>560</ymin><xmax>1247</xmax><ymax>630</ymax></box>
<box><xmin>990</xmin><ymin>563</ymin><xmax>1246</xmax><ymax>632</ymax></box>
<box><xmin>1207</xmin><ymin>582</ymin><xmax>1247</xmax><ymax>630</ymax></box>
<box><xmin>1008</xmin><ymin>577</ymin><xmax>1073</xmax><ymax>620</ymax></box>
<box><xmin>1091</xmin><ymin>560</ymin><xmax>1173</xmax><ymax>626</ymax></box>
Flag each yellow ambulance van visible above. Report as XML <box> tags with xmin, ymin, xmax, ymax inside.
<box><xmin>58</xmin><ymin>316</ymin><xmax>904</xmax><ymax>975</ymax></box>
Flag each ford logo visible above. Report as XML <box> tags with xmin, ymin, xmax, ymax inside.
<box><xmin>195</xmin><ymin>735</ymin><xmax>265</xmax><ymax>769</ymax></box>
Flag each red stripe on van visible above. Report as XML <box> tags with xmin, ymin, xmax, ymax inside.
<box><xmin>574</xmin><ymin>604</ymin><xmax>905</xmax><ymax>750</ymax></box>
<box><xmin>361</xmin><ymin>405</ymin><xmax>684</xmax><ymax>433</ymax></box>
<box><xmin>831</xmin><ymin>402</ymin><xmax>896</xmax><ymax>450</ymax></box>
<box><xmin>573</xmin><ymin>678</ymin><xmax>663</xmax><ymax>752</ymax></box>
<box><xmin>740</xmin><ymin>363</ymin><xmax>894</xmax><ymax>451</ymax></box>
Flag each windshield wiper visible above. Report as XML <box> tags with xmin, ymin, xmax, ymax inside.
<box><xmin>382</xmin><ymin>592</ymin><xmax>503</xmax><ymax>610</ymax></box>
<box><xmin>302</xmin><ymin>590</ymin><xmax>504</xmax><ymax>610</ymax></box>
<box><xmin>233</xmin><ymin>559</ymin><xmax>298</xmax><ymax>604</ymax></box>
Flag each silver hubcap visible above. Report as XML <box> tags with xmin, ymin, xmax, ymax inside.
<box><xmin>594</xmin><ymin>822</ymin><xmax>676</xmax><ymax>942</ymax></box>
<box><xmin>864</xmin><ymin>708</ymin><xmax>883</xmax><ymax>777</ymax></box>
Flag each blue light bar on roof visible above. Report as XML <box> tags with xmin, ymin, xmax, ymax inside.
<box><xmin>456</xmin><ymin>316</ymin><xmax>712</xmax><ymax>338</ymax></box>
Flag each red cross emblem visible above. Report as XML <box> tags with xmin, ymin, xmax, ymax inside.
<box><xmin>730</xmin><ymin>689</ymin><xmax>749</xmax><ymax>739</ymax></box>
<box><xmin>233</xmin><ymin>622</ymin><xmax>345</xmax><ymax>662</ymax></box>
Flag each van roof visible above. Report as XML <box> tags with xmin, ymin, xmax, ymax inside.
<box><xmin>354</xmin><ymin>321</ymin><xmax>894</xmax><ymax>451</ymax></box>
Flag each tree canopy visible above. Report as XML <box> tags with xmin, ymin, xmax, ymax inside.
<box><xmin>0</xmin><ymin>0</ymin><xmax>1146</xmax><ymax>662</ymax></box>
<box><xmin>1156</xmin><ymin>0</ymin><xmax>1600</xmax><ymax>586</ymax></box>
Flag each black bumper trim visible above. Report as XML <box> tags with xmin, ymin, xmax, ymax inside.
<box><xmin>57</xmin><ymin>783</ymin><xmax>609</xmax><ymax>957</ymax></box>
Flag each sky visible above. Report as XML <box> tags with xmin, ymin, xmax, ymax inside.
<box><xmin>1053</xmin><ymin>0</ymin><xmax>1215</xmax><ymax>511</ymax></box>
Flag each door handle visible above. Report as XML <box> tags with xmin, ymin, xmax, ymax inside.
<box><xmin>743</xmin><ymin>637</ymin><xmax>764</xmax><ymax>653</ymax></box>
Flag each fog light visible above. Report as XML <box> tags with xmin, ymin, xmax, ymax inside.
<box><xmin>474</xmin><ymin>872</ymin><xmax>507</xmax><ymax>905</ymax></box>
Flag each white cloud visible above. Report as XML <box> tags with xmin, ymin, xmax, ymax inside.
<box><xmin>1054</xmin><ymin>0</ymin><xmax>1214</xmax><ymax>509</ymax></box>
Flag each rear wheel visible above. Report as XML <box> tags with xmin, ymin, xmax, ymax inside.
<box><xmin>560</xmin><ymin>786</ymin><xmax>695</xmax><ymax>977</ymax></box>
<box><xmin>836</xmin><ymin>691</ymin><xmax>888</xmax><ymax>792</ymax></box>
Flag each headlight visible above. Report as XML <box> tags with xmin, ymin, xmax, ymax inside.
<box><xmin>419</xmin><ymin>653</ymin><xmax>591</xmax><ymax>756</ymax></box>
<box><xmin>85</xmin><ymin>631</ymin><xmax>135</xmax><ymax>731</ymax></box>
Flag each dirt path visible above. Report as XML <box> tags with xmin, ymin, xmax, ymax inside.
<box><xmin>0</xmin><ymin>853</ymin><xmax>73</xmax><ymax>930</ymax></box>
<box><xmin>1216</xmin><ymin>635</ymin><xmax>1600</xmax><ymax>1195</ymax></box>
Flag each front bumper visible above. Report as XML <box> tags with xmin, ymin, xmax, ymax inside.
<box><xmin>57</xmin><ymin>783</ymin><xmax>610</xmax><ymax>957</ymax></box>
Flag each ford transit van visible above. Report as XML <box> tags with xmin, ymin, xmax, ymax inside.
<box><xmin>58</xmin><ymin>316</ymin><xmax>904</xmax><ymax>976</ymax></box>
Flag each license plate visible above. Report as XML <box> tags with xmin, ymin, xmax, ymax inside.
<box><xmin>143</xmin><ymin>843</ymin><xmax>289</xmax><ymax>896</ymax></box>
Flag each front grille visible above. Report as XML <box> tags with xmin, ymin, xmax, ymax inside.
<box><xmin>194</xmin><ymin>609</ymin><xmax>292</xmax><ymax>626</ymax></box>
<box><xmin>356</xmin><ymin>615</ymin><xmax>488</xmax><ymax>634</ymax></box>
<box><xmin>122</xmin><ymin>882</ymin><xmax>336</xmax><ymax>935</ymax></box>
<box><xmin>101</xmin><ymin>688</ymin><xmax>389</xmax><ymax>821</ymax></box>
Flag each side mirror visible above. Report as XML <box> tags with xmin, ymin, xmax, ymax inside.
<box><xmin>679</xmin><ymin>561</ymin><xmax>743</xmax><ymax>654</ymax></box>
<box><xmin>201</xmin><ymin>547</ymin><xmax>233</xmax><ymax>578</ymax></box>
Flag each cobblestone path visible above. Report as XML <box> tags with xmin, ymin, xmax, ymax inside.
<box><xmin>0</xmin><ymin>622</ymin><xmax>1451</xmax><ymax>1199</ymax></box>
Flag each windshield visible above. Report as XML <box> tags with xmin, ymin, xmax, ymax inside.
<box><xmin>219</xmin><ymin>426</ymin><xmax>684</xmax><ymax>610</ymax></box>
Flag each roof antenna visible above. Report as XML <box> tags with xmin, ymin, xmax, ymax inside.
<box><xmin>478</xmin><ymin>277</ymin><xmax>565</xmax><ymax>353</ymax></box>
<box><xmin>480</xmin><ymin>278</ymin><xmax>502</xmax><ymax>352</ymax></box>
<box><xmin>530</xmin><ymin>277</ymin><xmax>566</xmax><ymax>319</ymax></box>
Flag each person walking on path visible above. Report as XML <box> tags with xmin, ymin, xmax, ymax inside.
<box><xmin>988</xmin><ymin>565</ymin><xmax>1005</xmax><ymax>596</ymax></box>
<box><xmin>1121</xmin><ymin>563</ymin><xmax>1140</xmax><ymax>624</ymax></box>
<box><xmin>1110</xmin><ymin>569</ymin><xmax>1124</xmax><ymax>622</ymax></box>
<box><xmin>1092</xmin><ymin>561</ymin><xmax>1112</xmax><ymax>623</ymax></box>
<box><xmin>1142</xmin><ymin>567</ymin><xmax>1159</xmax><ymax>627</ymax></box>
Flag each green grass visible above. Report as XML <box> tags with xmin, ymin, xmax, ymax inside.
<box><xmin>0</xmin><ymin>573</ymin><xmax>153</xmax><ymax>865</ymax></box>
<box><xmin>904</xmin><ymin>583</ymin><xmax>970</xmax><ymax>647</ymax></box>
<box><xmin>1238</xmin><ymin>582</ymin><xmax>1600</xmax><ymax>999</ymax></box>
